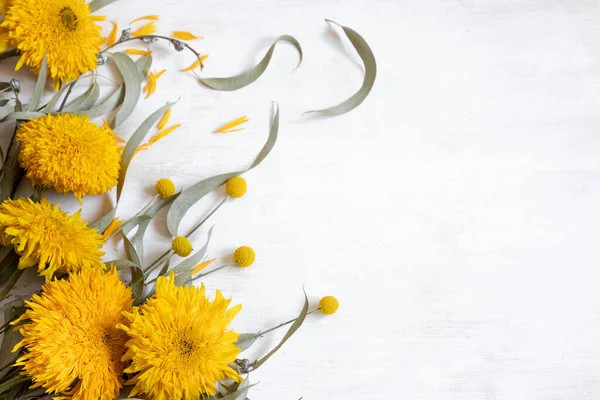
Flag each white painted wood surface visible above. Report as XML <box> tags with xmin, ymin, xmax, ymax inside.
<box><xmin>3</xmin><ymin>0</ymin><xmax>600</xmax><ymax>398</ymax></box>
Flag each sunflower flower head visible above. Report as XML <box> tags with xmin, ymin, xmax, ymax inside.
<box><xmin>12</xmin><ymin>267</ymin><xmax>133</xmax><ymax>400</ymax></box>
<box><xmin>119</xmin><ymin>272</ymin><xmax>242</xmax><ymax>399</ymax></box>
<box><xmin>0</xmin><ymin>0</ymin><xmax>104</xmax><ymax>86</ymax></box>
<box><xmin>17</xmin><ymin>114</ymin><xmax>121</xmax><ymax>202</ymax></box>
<box><xmin>319</xmin><ymin>296</ymin><xmax>339</xmax><ymax>315</ymax></box>
<box><xmin>0</xmin><ymin>197</ymin><xmax>104</xmax><ymax>280</ymax></box>
<box><xmin>233</xmin><ymin>246</ymin><xmax>255</xmax><ymax>268</ymax></box>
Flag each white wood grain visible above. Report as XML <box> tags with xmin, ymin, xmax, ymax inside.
<box><xmin>2</xmin><ymin>0</ymin><xmax>600</xmax><ymax>398</ymax></box>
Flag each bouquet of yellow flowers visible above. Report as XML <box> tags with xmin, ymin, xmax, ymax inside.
<box><xmin>0</xmin><ymin>0</ymin><xmax>374</xmax><ymax>398</ymax></box>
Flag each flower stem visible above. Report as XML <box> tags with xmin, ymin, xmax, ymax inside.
<box><xmin>0</xmin><ymin>375</ymin><xmax>29</xmax><ymax>393</ymax></box>
<box><xmin>247</xmin><ymin>309</ymin><xmax>319</xmax><ymax>341</ymax></box>
<box><xmin>186</xmin><ymin>197</ymin><xmax>228</xmax><ymax>238</ymax></box>
<box><xmin>57</xmin><ymin>79</ymin><xmax>79</xmax><ymax>113</ymax></box>
<box><xmin>0</xmin><ymin>268</ymin><xmax>23</xmax><ymax>303</ymax></box>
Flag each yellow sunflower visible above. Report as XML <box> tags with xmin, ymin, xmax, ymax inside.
<box><xmin>119</xmin><ymin>273</ymin><xmax>242</xmax><ymax>399</ymax></box>
<box><xmin>17</xmin><ymin>114</ymin><xmax>121</xmax><ymax>202</ymax></box>
<box><xmin>0</xmin><ymin>197</ymin><xmax>104</xmax><ymax>280</ymax></box>
<box><xmin>12</xmin><ymin>267</ymin><xmax>133</xmax><ymax>400</ymax></box>
<box><xmin>0</xmin><ymin>0</ymin><xmax>104</xmax><ymax>86</ymax></box>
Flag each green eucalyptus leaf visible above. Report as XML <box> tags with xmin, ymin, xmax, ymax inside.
<box><xmin>118</xmin><ymin>102</ymin><xmax>176</xmax><ymax>199</ymax></box>
<box><xmin>306</xmin><ymin>20</ymin><xmax>376</xmax><ymax>116</ymax></box>
<box><xmin>171</xmin><ymin>226</ymin><xmax>214</xmax><ymax>274</ymax></box>
<box><xmin>219</xmin><ymin>383</ymin><xmax>258</xmax><ymax>400</ymax></box>
<box><xmin>157</xmin><ymin>259</ymin><xmax>170</xmax><ymax>278</ymax></box>
<box><xmin>27</xmin><ymin>55</ymin><xmax>47</xmax><ymax>112</ymax></box>
<box><xmin>111</xmin><ymin>53</ymin><xmax>142</xmax><ymax>128</ymax></box>
<box><xmin>132</xmin><ymin>216</ymin><xmax>153</xmax><ymax>265</ymax></box>
<box><xmin>0</xmin><ymin>100</ymin><xmax>10</xmax><ymax>107</ymax></box>
<box><xmin>107</xmin><ymin>259</ymin><xmax>139</xmax><ymax>271</ymax></box>
<box><xmin>235</xmin><ymin>333</ymin><xmax>260</xmax><ymax>352</ymax></box>
<box><xmin>121</xmin><ymin>193</ymin><xmax>180</xmax><ymax>236</ymax></box>
<box><xmin>0</xmin><ymin>104</ymin><xmax>14</xmax><ymax>120</ymax></box>
<box><xmin>123</xmin><ymin>234</ymin><xmax>141</xmax><ymax>267</ymax></box>
<box><xmin>0</xmin><ymin>250</ymin><xmax>19</xmax><ymax>285</ymax></box>
<box><xmin>0</xmin><ymin>135</ymin><xmax>24</xmax><ymax>202</ymax></box>
<box><xmin>63</xmin><ymin>81</ymin><xmax>100</xmax><ymax>112</ymax></box>
<box><xmin>0</xmin><ymin>300</ymin><xmax>25</xmax><ymax>380</ymax></box>
<box><xmin>252</xmin><ymin>292</ymin><xmax>309</xmax><ymax>370</ymax></box>
<box><xmin>79</xmin><ymin>85</ymin><xmax>125</xmax><ymax>118</ymax></box>
<box><xmin>90</xmin><ymin>208</ymin><xmax>116</xmax><ymax>233</ymax></box>
<box><xmin>3</xmin><ymin>111</ymin><xmax>44</xmax><ymax>121</ymax></box>
<box><xmin>41</xmin><ymin>82</ymin><xmax>70</xmax><ymax>113</ymax></box>
<box><xmin>89</xmin><ymin>0</ymin><xmax>119</xmax><ymax>12</ymax></box>
<box><xmin>130</xmin><ymin>265</ymin><xmax>144</xmax><ymax>299</ymax></box>
<box><xmin>199</xmin><ymin>35</ymin><xmax>302</xmax><ymax>91</ymax></box>
<box><xmin>167</xmin><ymin>103</ymin><xmax>279</xmax><ymax>236</ymax></box>
<box><xmin>136</xmin><ymin>55</ymin><xmax>153</xmax><ymax>80</ymax></box>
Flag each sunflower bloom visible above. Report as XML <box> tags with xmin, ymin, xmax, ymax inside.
<box><xmin>119</xmin><ymin>273</ymin><xmax>242</xmax><ymax>399</ymax></box>
<box><xmin>12</xmin><ymin>267</ymin><xmax>133</xmax><ymax>400</ymax></box>
<box><xmin>0</xmin><ymin>0</ymin><xmax>104</xmax><ymax>86</ymax></box>
<box><xmin>0</xmin><ymin>198</ymin><xmax>104</xmax><ymax>280</ymax></box>
<box><xmin>143</xmin><ymin>69</ymin><xmax>166</xmax><ymax>98</ymax></box>
<box><xmin>17</xmin><ymin>114</ymin><xmax>121</xmax><ymax>202</ymax></box>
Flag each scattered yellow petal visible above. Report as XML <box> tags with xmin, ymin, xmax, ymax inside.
<box><xmin>143</xmin><ymin>69</ymin><xmax>166</xmax><ymax>99</ymax></box>
<box><xmin>191</xmin><ymin>258</ymin><xmax>216</xmax><ymax>275</ymax></box>
<box><xmin>92</xmin><ymin>15</ymin><xmax>107</xmax><ymax>22</ymax></box>
<box><xmin>106</xmin><ymin>21</ymin><xmax>119</xmax><ymax>47</ymax></box>
<box><xmin>130</xmin><ymin>15</ymin><xmax>159</xmax><ymax>24</ymax></box>
<box><xmin>102</xmin><ymin>218</ymin><xmax>123</xmax><ymax>241</ymax></box>
<box><xmin>132</xmin><ymin>22</ymin><xmax>157</xmax><ymax>37</ymax></box>
<box><xmin>125</xmin><ymin>48</ymin><xmax>153</xmax><ymax>56</ymax></box>
<box><xmin>103</xmin><ymin>120</ymin><xmax>125</xmax><ymax>144</ymax></box>
<box><xmin>157</xmin><ymin>108</ymin><xmax>171</xmax><ymax>130</ymax></box>
<box><xmin>214</xmin><ymin>116</ymin><xmax>249</xmax><ymax>134</ymax></box>
<box><xmin>148</xmin><ymin>124</ymin><xmax>181</xmax><ymax>146</ymax></box>
<box><xmin>171</xmin><ymin>31</ymin><xmax>203</xmax><ymax>41</ymax></box>
<box><xmin>179</xmin><ymin>55</ymin><xmax>209</xmax><ymax>72</ymax></box>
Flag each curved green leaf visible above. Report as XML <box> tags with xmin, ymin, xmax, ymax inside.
<box><xmin>167</xmin><ymin>103</ymin><xmax>279</xmax><ymax>236</ymax></box>
<box><xmin>63</xmin><ymin>81</ymin><xmax>100</xmax><ymax>112</ymax></box>
<box><xmin>136</xmin><ymin>55</ymin><xmax>153</xmax><ymax>80</ymax></box>
<box><xmin>118</xmin><ymin>102</ymin><xmax>176</xmax><ymax>199</ymax></box>
<box><xmin>41</xmin><ymin>83</ymin><xmax>70</xmax><ymax>113</ymax></box>
<box><xmin>27</xmin><ymin>55</ymin><xmax>47</xmax><ymax>112</ymax></box>
<box><xmin>306</xmin><ymin>20</ymin><xmax>376</xmax><ymax>116</ymax></box>
<box><xmin>90</xmin><ymin>208</ymin><xmax>116</xmax><ymax>233</ymax></box>
<box><xmin>79</xmin><ymin>85</ymin><xmax>125</xmax><ymax>118</ymax></box>
<box><xmin>111</xmin><ymin>53</ymin><xmax>142</xmax><ymax>128</ymax></box>
<box><xmin>89</xmin><ymin>0</ymin><xmax>119</xmax><ymax>12</ymax></box>
<box><xmin>2</xmin><ymin>111</ymin><xmax>44</xmax><ymax>121</ymax></box>
<box><xmin>235</xmin><ymin>333</ymin><xmax>260</xmax><ymax>352</ymax></box>
<box><xmin>199</xmin><ymin>35</ymin><xmax>302</xmax><ymax>91</ymax></box>
<box><xmin>171</xmin><ymin>226</ymin><xmax>214</xmax><ymax>274</ymax></box>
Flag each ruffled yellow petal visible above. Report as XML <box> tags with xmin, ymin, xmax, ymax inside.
<box><xmin>143</xmin><ymin>69</ymin><xmax>166</xmax><ymax>98</ymax></box>
<box><xmin>131</xmin><ymin>22</ymin><xmax>157</xmax><ymax>37</ymax></box>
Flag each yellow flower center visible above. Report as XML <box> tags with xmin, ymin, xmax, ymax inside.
<box><xmin>176</xmin><ymin>336</ymin><xmax>197</xmax><ymax>359</ymax></box>
<box><xmin>59</xmin><ymin>7</ymin><xmax>78</xmax><ymax>31</ymax></box>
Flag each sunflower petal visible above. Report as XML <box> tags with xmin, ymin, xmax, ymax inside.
<box><xmin>214</xmin><ymin>116</ymin><xmax>248</xmax><ymax>134</ymax></box>
<box><xmin>132</xmin><ymin>22</ymin><xmax>157</xmax><ymax>37</ymax></box>
<box><xmin>171</xmin><ymin>31</ymin><xmax>203</xmax><ymax>41</ymax></box>
<box><xmin>130</xmin><ymin>15</ymin><xmax>159</xmax><ymax>24</ymax></box>
<box><xmin>180</xmin><ymin>55</ymin><xmax>209</xmax><ymax>72</ymax></box>
<box><xmin>106</xmin><ymin>21</ymin><xmax>119</xmax><ymax>46</ymax></box>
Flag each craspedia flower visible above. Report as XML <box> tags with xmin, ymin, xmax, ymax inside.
<box><xmin>16</xmin><ymin>114</ymin><xmax>121</xmax><ymax>203</ymax></box>
<box><xmin>172</xmin><ymin>236</ymin><xmax>193</xmax><ymax>257</ymax></box>
<box><xmin>319</xmin><ymin>296</ymin><xmax>339</xmax><ymax>315</ymax></box>
<box><xmin>0</xmin><ymin>197</ymin><xmax>104</xmax><ymax>281</ymax></box>
<box><xmin>233</xmin><ymin>246</ymin><xmax>255</xmax><ymax>267</ymax></box>
<box><xmin>12</xmin><ymin>267</ymin><xmax>133</xmax><ymax>400</ymax></box>
<box><xmin>0</xmin><ymin>0</ymin><xmax>104</xmax><ymax>86</ymax></box>
<box><xmin>155</xmin><ymin>178</ymin><xmax>175</xmax><ymax>198</ymax></box>
<box><xmin>118</xmin><ymin>272</ymin><xmax>242</xmax><ymax>399</ymax></box>
<box><xmin>226</xmin><ymin>176</ymin><xmax>247</xmax><ymax>198</ymax></box>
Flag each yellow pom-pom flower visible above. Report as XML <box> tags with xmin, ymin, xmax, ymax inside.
<box><xmin>118</xmin><ymin>272</ymin><xmax>242</xmax><ymax>399</ymax></box>
<box><xmin>172</xmin><ymin>236</ymin><xmax>193</xmax><ymax>257</ymax></box>
<box><xmin>12</xmin><ymin>267</ymin><xmax>133</xmax><ymax>400</ymax></box>
<box><xmin>319</xmin><ymin>296</ymin><xmax>339</xmax><ymax>315</ymax></box>
<box><xmin>0</xmin><ymin>197</ymin><xmax>104</xmax><ymax>281</ymax></box>
<box><xmin>0</xmin><ymin>0</ymin><xmax>104</xmax><ymax>87</ymax></box>
<box><xmin>233</xmin><ymin>246</ymin><xmax>255</xmax><ymax>267</ymax></box>
<box><xmin>226</xmin><ymin>176</ymin><xmax>247</xmax><ymax>198</ymax></box>
<box><xmin>16</xmin><ymin>114</ymin><xmax>121</xmax><ymax>203</ymax></box>
<box><xmin>155</xmin><ymin>178</ymin><xmax>175</xmax><ymax>198</ymax></box>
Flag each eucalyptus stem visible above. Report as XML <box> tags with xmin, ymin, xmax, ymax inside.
<box><xmin>100</xmin><ymin>35</ymin><xmax>205</xmax><ymax>70</ymax></box>
<box><xmin>0</xmin><ymin>375</ymin><xmax>29</xmax><ymax>394</ymax></box>
<box><xmin>0</xmin><ymin>268</ymin><xmax>23</xmax><ymax>303</ymax></box>
<box><xmin>247</xmin><ymin>309</ymin><xmax>319</xmax><ymax>341</ymax></box>
<box><xmin>57</xmin><ymin>79</ymin><xmax>78</xmax><ymax>113</ymax></box>
<box><xmin>186</xmin><ymin>197</ymin><xmax>228</xmax><ymax>238</ymax></box>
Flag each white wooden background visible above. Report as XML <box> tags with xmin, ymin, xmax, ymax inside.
<box><xmin>3</xmin><ymin>0</ymin><xmax>600</xmax><ymax>398</ymax></box>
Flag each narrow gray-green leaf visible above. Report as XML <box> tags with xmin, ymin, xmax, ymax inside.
<box><xmin>90</xmin><ymin>208</ymin><xmax>116</xmax><ymax>233</ymax></box>
<box><xmin>118</xmin><ymin>102</ymin><xmax>175</xmax><ymax>199</ymax></box>
<box><xmin>249</xmin><ymin>102</ymin><xmax>279</xmax><ymax>170</ymax></box>
<box><xmin>0</xmin><ymin>136</ymin><xmax>23</xmax><ymax>202</ymax></box>
<box><xmin>130</xmin><ymin>265</ymin><xmax>144</xmax><ymax>299</ymax></box>
<box><xmin>171</xmin><ymin>226</ymin><xmax>214</xmax><ymax>274</ymax></box>
<box><xmin>199</xmin><ymin>35</ymin><xmax>302</xmax><ymax>91</ymax></box>
<box><xmin>111</xmin><ymin>52</ymin><xmax>142</xmax><ymax>128</ymax></box>
<box><xmin>108</xmin><ymin>259</ymin><xmax>139</xmax><ymax>271</ymax></box>
<box><xmin>252</xmin><ymin>292</ymin><xmax>309</xmax><ymax>370</ymax></box>
<box><xmin>167</xmin><ymin>171</ymin><xmax>241</xmax><ymax>236</ymax></box>
<box><xmin>306</xmin><ymin>21</ymin><xmax>376</xmax><ymax>116</ymax></box>
<box><xmin>219</xmin><ymin>383</ymin><xmax>258</xmax><ymax>400</ymax></box>
<box><xmin>41</xmin><ymin>83</ymin><xmax>70</xmax><ymax>113</ymax></box>
<box><xmin>136</xmin><ymin>55</ymin><xmax>153</xmax><ymax>80</ymax></box>
<box><xmin>3</xmin><ymin>111</ymin><xmax>44</xmax><ymax>121</ymax></box>
<box><xmin>0</xmin><ymin>104</ymin><xmax>14</xmax><ymax>120</ymax></box>
<box><xmin>132</xmin><ymin>217</ymin><xmax>153</xmax><ymax>265</ymax></box>
<box><xmin>123</xmin><ymin>235</ymin><xmax>141</xmax><ymax>267</ymax></box>
<box><xmin>0</xmin><ymin>49</ymin><xmax>19</xmax><ymax>61</ymax></box>
<box><xmin>63</xmin><ymin>81</ymin><xmax>100</xmax><ymax>112</ymax></box>
<box><xmin>79</xmin><ymin>85</ymin><xmax>125</xmax><ymax>118</ymax></box>
<box><xmin>27</xmin><ymin>55</ymin><xmax>47</xmax><ymax>111</ymax></box>
<box><xmin>0</xmin><ymin>99</ymin><xmax>9</xmax><ymax>107</ymax></box>
<box><xmin>0</xmin><ymin>300</ymin><xmax>24</xmax><ymax>380</ymax></box>
<box><xmin>235</xmin><ymin>333</ymin><xmax>260</xmax><ymax>352</ymax></box>
<box><xmin>89</xmin><ymin>0</ymin><xmax>119</xmax><ymax>12</ymax></box>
